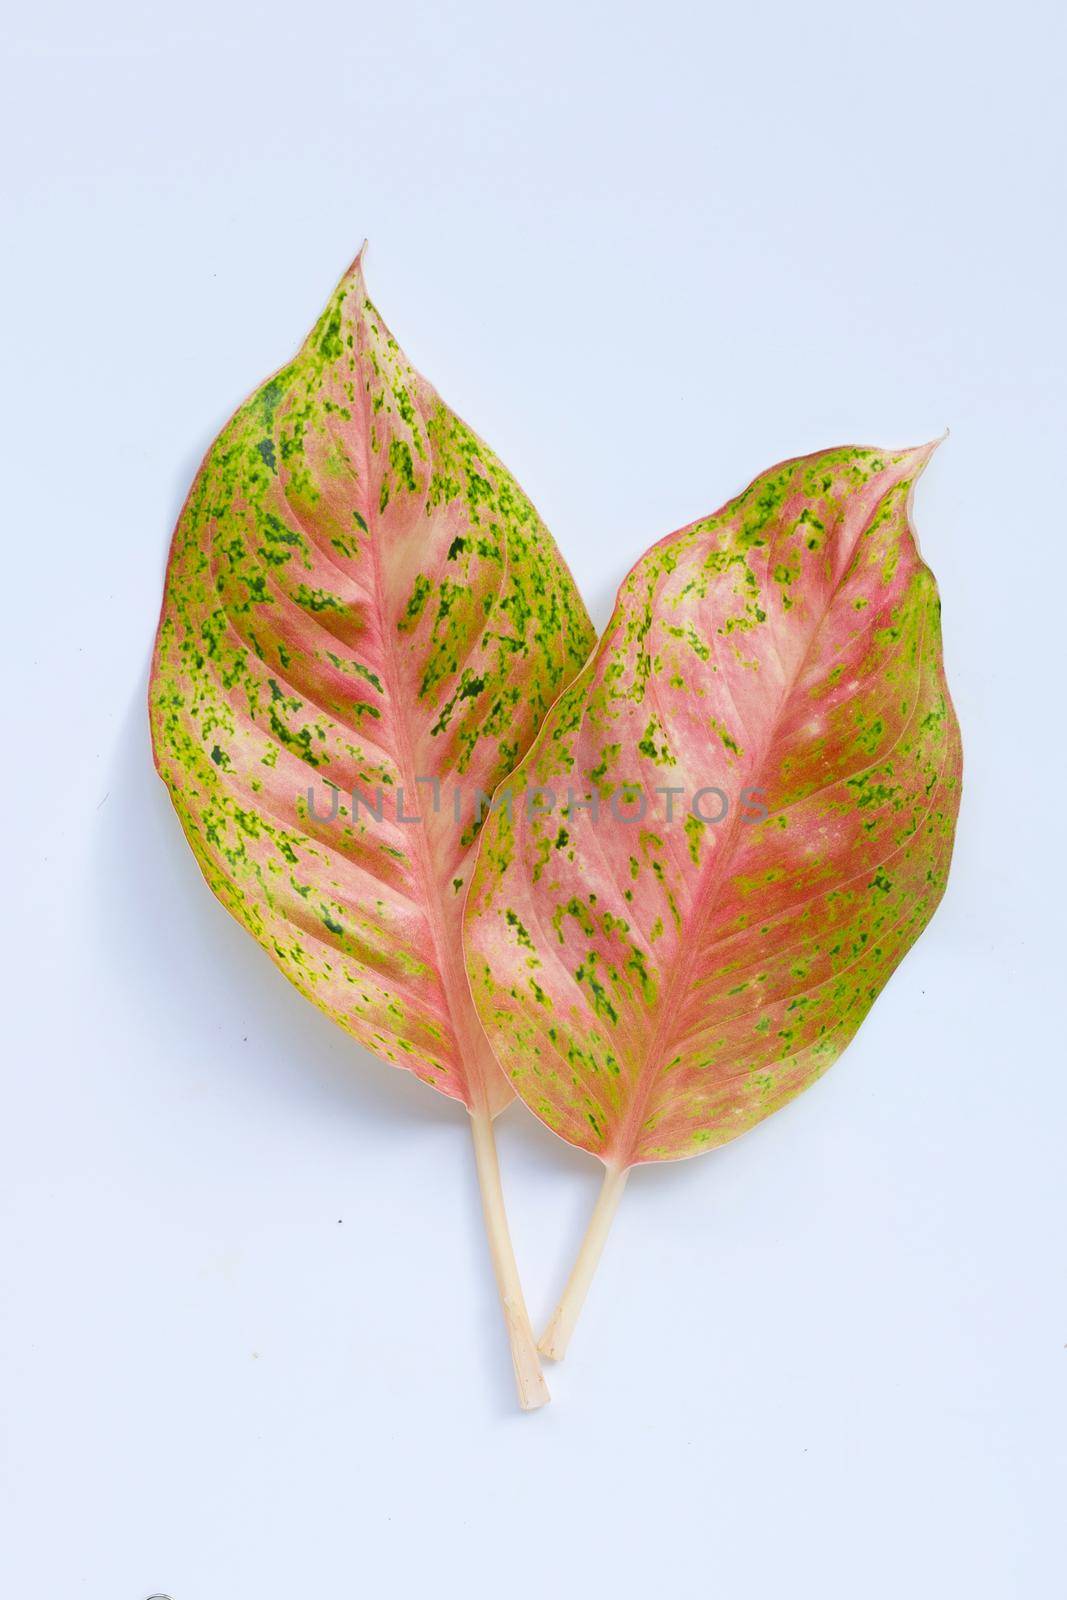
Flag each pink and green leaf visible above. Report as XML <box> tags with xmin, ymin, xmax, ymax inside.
<box><xmin>465</xmin><ymin>444</ymin><xmax>962</xmax><ymax>1165</ymax></box>
<box><xmin>150</xmin><ymin>252</ymin><xmax>595</xmax><ymax>1115</ymax></box>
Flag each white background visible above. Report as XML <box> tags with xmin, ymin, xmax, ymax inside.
<box><xmin>2</xmin><ymin>2</ymin><xmax>1064</xmax><ymax>1596</ymax></box>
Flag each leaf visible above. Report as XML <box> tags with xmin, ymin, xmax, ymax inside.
<box><xmin>464</xmin><ymin>443</ymin><xmax>962</xmax><ymax>1354</ymax></box>
<box><xmin>150</xmin><ymin>249</ymin><xmax>595</xmax><ymax>1404</ymax></box>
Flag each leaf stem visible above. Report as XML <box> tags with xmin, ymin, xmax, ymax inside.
<box><xmin>469</xmin><ymin>1104</ymin><xmax>550</xmax><ymax>1410</ymax></box>
<box><xmin>539</xmin><ymin>1164</ymin><xmax>629</xmax><ymax>1361</ymax></box>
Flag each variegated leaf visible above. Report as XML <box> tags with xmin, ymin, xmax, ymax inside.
<box><xmin>465</xmin><ymin>444</ymin><xmax>961</xmax><ymax>1164</ymax></box>
<box><xmin>150</xmin><ymin>252</ymin><xmax>595</xmax><ymax>1117</ymax></box>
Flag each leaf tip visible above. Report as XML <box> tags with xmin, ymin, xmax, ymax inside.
<box><xmin>342</xmin><ymin>238</ymin><xmax>369</xmax><ymax>287</ymax></box>
<box><xmin>905</xmin><ymin>432</ymin><xmax>948</xmax><ymax>478</ymax></box>
<box><xmin>897</xmin><ymin>434</ymin><xmax>948</xmax><ymax>562</ymax></box>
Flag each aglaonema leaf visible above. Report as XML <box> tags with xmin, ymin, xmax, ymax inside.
<box><xmin>464</xmin><ymin>443</ymin><xmax>962</xmax><ymax>1357</ymax></box>
<box><xmin>149</xmin><ymin>249</ymin><xmax>595</xmax><ymax>1406</ymax></box>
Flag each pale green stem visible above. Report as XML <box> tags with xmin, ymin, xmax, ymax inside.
<box><xmin>469</xmin><ymin>1103</ymin><xmax>550</xmax><ymax>1410</ymax></box>
<box><xmin>539</xmin><ymin>1164</ymin><xmax>629</xmax><ymax>1361</ymax></box>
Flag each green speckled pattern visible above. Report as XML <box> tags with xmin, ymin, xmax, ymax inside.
<box><xmin>464</xmin><ymin>445</ymin><xmax>962</xmax><ymax>1161</ymax></box>
<box><xmin>150</xmin><ymin>252</ymin><xmax>595</xmax><ymax>1112</ymax></box>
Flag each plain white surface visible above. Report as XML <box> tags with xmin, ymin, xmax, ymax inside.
<box><xmin>2</xmin><ymin>2</ymin><xmax>1065</xmax><ymax>1595</ymax></box>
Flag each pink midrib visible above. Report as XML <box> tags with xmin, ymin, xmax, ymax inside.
<box><xmin>353</xmin><ymin>313</ymin><xmax>496</xmax><ymax>1115</ymax></box>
